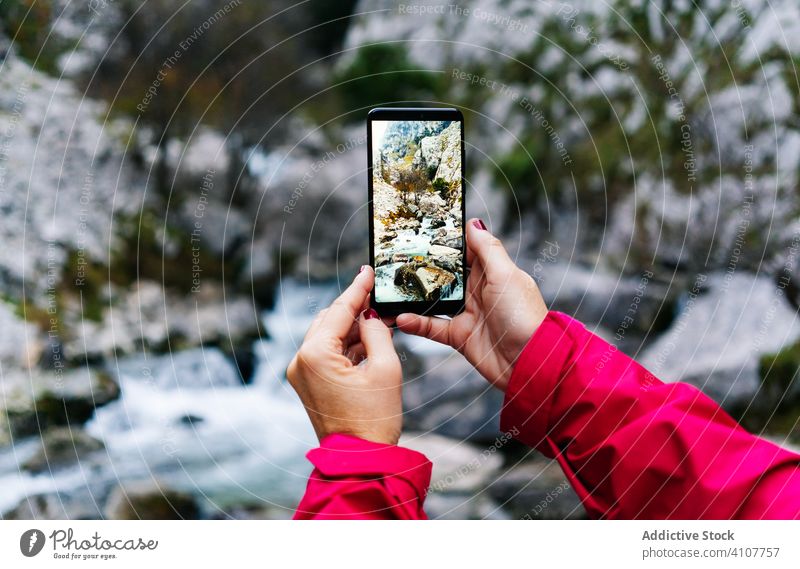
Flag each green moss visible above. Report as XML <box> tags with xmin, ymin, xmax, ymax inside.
<box><xmin>736</xmin><ymin>342</ymin><xmax>800</xmax><ymax>443</ymax></box>
<box><xmin>759</xmin><ymin>341</ymin><xmax>800</xmax><ymax>406</ymax></box>
<box><xmin>335</xmin><ymin>43</ymin><xmax>444</xmax><ymax>113</ymax></box>
<box><xmin>109</xmin><ymin>210</ymin><xmax>240</xmax><ymax>295</ymax></box>
<box><xmin>0</xmin><ymin>0</ymin><xmax>73</xmax><ymax>75</ymax></box>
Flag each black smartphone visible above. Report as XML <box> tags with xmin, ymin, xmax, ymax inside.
<box><xmin>367</xmin><ymin>107</ymin><xmax>466</xmax><ymax>317</ymax></box>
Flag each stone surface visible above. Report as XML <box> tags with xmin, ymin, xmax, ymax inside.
<box><xmin>22</xmin><ymin>427</ymin><xmax>104</xmax><ymax>473</ymax></box>
<box><xmin>1</xmin><ymin>367</ymin><xmax>120</xmax><ymax>440</ymax></box>
<box><xmin>487</xmin><ymin>456</ymin><xmax>585</xmax><ymax>519</ymax></box>
<box><xmin>640</xmin><ymin>272</ymin><xmax>800</xmax><ymax>408</ymax></box>
<box><xmin>401</xmin><ymin>346</ymin><xmax>504</xmax><ymax>441</ymax></box>
<box><xmin>104</xmin><ymin>482</ymin><xmax>200</xmax><ymax>520</ymax></box>
<box><xmin>414</xmin><ymin>266</ymin><xmax>456</xmax><ymax>301</ymax></box>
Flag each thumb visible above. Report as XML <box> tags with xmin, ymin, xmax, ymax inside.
<box><xmin>466</xmin><ymin>218</ymin><xmax>515</xmax><ymax>278</ymax></box>
<box><xmin>359</xmin><ymin>308</ymin><xmax>400</xmax><ymax>372</ymax></box>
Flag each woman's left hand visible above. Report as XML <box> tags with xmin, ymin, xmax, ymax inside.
<box><xmin>287</xmin><ymin>267</ymin><xmax>403</xmax><ymax>445</ymax></box>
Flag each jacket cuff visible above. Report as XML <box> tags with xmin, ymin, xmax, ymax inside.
<box><xmin>306</xmin><ymin>434</ymin><xmax>432</xmax><ymax>500</ymax></box>
<box><xmin>500</xmin><ymin>311</ymin><xmax>579</xmax><ymax>451</ymax></box>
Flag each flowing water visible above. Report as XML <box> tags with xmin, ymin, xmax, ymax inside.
<box><xmin>375</xmin><ymin>216</ymin><xmax>463</xmax><ymax>303</ymax></box>
<box><xmin>0</xmin><ymin>280</ymin><xmax>345</xmax><ymax>517</ymax></box>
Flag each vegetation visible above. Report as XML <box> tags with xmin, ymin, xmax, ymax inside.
<box><xmin>395</xmin><ymin>166</ymin><xmax>428</xmax><ymax>206</ymax></box>
<box><xmin>335</xmin><ymin>43</ymin><xmax>444</xmax><ymax>112</ymax></box>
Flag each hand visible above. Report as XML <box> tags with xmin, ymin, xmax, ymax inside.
<box><xmin>396</xmin><ymin>218</ymin><xmax>548</xmax><ymax>391</ymax></box>
<box><xmin>287</xmin><ymin>267</ymin><xmax>403</xmax><ymax>445</ymax></box>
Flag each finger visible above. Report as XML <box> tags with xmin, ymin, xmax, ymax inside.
<box><xmin>318</xmin><ymin>266</ymin><xmax>374</xmax><ymax>338</ymax></box>
<box><xmin>395</xmin><ymin>313</ymin><xmax>452</xmax><ymax>346</ymax></box>
<box><xmin>465</xmin><ymin>218</ymin><xmax>515</xmax><ymax>280</ymax></box>
<box><xmin>345</xmin><ymin>342</ymin><xmax>367</xmax><ymax>365</ymax></box>
<box><xmin>359</xmin><ymin>308</ymin><xmax>400</xmax><ymax>371</ymax></box>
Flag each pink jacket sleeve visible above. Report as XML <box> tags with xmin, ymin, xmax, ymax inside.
<box><xmin>500</xmin><ymin>311</ymin><xmax>800</xmax><ymax>519</ymax></box>
<box><xmin>293</xmin><ymin>433</ymin><xmax>431</xmax><ymax>519</ymax></box>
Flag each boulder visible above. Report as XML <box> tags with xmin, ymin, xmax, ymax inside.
<box><xmin>104</xmin><ymin>482</ymin><xmax>200</xmax><ymax>520</ymax></box>
<box><xmin>401</xmin><ymin>347</ymin><xmax>504</xmax><ymax>441</ymax></box>
<box><xmin>1</xmin><ymin>367</ymin><xmax>120</xmax><ymax>440</ymax></box>
<box><xmin>5</xmin><ymin>488</ymin><xmax>105</xmax><ymax>520</ymax></box>
<box><xmin>428</xmin><ymin>244</ymin><xmax>460</xmax><ymax>258</ymax></box>
<box><xmin>432</xmin><ymin>122</ymin><xmax>462</xmax><ymax>185</ymax></box>
<box><xmin>487</xmin><ymin>457</ymin><xmax>585</xmax><ymax>519</ymax></box>
<box><xmin>639</xmin><ymin>272</ymin><xmax>800</xmax><ymax>409</ymax></box>
<box><xmin>22</xmin><ymin>427</ymin><xmax>104</xmax><ymax>473</ymax></box>
<box><xmin>432</xmin><ymin>230</ymin><xmax>463</xmax><ymax>250</ymax></box>
<box><xmin>400</xmin><ymin>431</ymin><xmax>504</xmax><ymax>493</ymax></box>
<box><xmin>63</xmin><ymin>281</ymin><xmax>261</xmax><ymax>359</ymax></box>
<box><xmin>414</xmin><ymin>266</ymin><xmax>456</xmax><ymax>301</ymax></box>
<box><xmin>379</xmin><ymin>230</ymin><xmax>397</xmax><ymax>243</ymax></box>
<box><xmin>537</xmin><ymin>261</ymin><xmax>675</xmax><ymax>346</ymax></box>
<box><xmin>429</xmin><ymin>217</ymin><xmax>446</xmax><ymax>229</ymax></box>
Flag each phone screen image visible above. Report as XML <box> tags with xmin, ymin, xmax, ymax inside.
<box><xmin>369</xmin><ymin>114</ymin><xmax>465</xmax><ymax>314</ymax></box>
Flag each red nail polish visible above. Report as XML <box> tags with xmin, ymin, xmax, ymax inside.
<box><xmin>363</xmin><ymin>308</ymin><xmax>379</xmax><ymax>320</ymax></box>
<box><xmin>473</xmin><ymin>219</ymin><xmax>487</xmax><ymax>230</ymax></box>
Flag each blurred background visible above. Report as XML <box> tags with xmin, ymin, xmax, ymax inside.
<box><xmin>1</xmin><ymin>0</ymin><xmax>799</xmax><ymax>520</ymax></box>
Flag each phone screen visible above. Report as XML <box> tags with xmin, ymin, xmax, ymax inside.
<box><xmin>369</xmin><ymin>114</ymin><xmax>465</xmax><ymax>314</ymax></box>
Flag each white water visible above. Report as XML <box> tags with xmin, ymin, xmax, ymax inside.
<box><xmin>375</xmin><ymin>216</ymin><xmax>463</xmax><ymax>303</ymax></box>
<box><xmin>0</xmin><ymin>280</ymin><xmax>340</xmax><ymax>517</ymax></box>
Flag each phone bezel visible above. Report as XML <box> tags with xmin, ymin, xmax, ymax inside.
<box><xmin>367</xmin><ymin>107</ymin><xmax>467</xmax><ymax>317</ymax></box>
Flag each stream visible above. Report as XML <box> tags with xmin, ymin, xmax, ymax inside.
<box><xmin>0</xmin><ymin>281</ymin><xmax>345</xmax><ymax>517</ymax></box>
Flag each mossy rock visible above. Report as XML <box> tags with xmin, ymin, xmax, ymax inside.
<box><xmin>2</xmin><ymin>367</ymin><xmax>120</xmax><ymax>439</ymax></box>
<box><xmin>21</xmin><ymin>427</ymin><xmax>104</xmax><ymax>473</ymax></box>
<box><xmin>104</xmin><ymin>483</ymin><xmax>200</xmax><ymax>520</ymax></box>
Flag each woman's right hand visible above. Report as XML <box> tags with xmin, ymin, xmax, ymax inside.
<box><xmin>396</xmin><ymin>218</ymin><xmax>548</xmax><ymax>391</ymax></box>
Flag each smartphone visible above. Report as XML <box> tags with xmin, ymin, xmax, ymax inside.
<box><xmin>368</xmin><ymin>107</ymin><xmax>466</xmax><ymax>316</ymax></box>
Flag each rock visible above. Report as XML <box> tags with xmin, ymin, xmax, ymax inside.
<box><xmin>5</xmin><ymin>488</ymin><xmax>105</xmax><ymax>520</ymax></box>
<box><xmin>432</xmin><ymin>230</ymin><xmax>463</xmax><ymax>250</ymax></box>
<box><xmin>374</xmin><ymin>252</ymin><xmax>391</xmax><ymax>267</ymax></box>
<box><xmin>379</xmin><ymin>230</ymin><xmax>397</xmax><ymax>243</ymax></box>
<box><xmin>414</xmin><ymin>266</ymin><xmax>456</xmax><ymax>301</ymax></box>
<box><xmin>402</xmin><ymin>348</ymin><xmax>505</xmax><ymax>441</ymax></box>
<box><xmin>178</xmin><ymin>414</ymin><xmax>205</xmax><ymax>427</ymax></box>
<box><xmin>428</xmin><ymin>244</ymin><xmax>461</xmax><ymax>258</ymax></box>
<box><xmin>537</xmin><ymin>262</ymin><xmax>674</xmax><ymax>345</ymax></box>
<box><xmin>64</xmin><ymin>281</ymin><xmax>261</xmax><ymax>359</ymax></box>
<box><xmin>419</xmin><ymin>192</ymin><xmax>447</xmax><ymax>216</ymax></box>
<box><xmin>393</xmin><ymin>218</ymin><xmax>421</xmax><ymax>232</ymax></box>
<box><xmin>487</xmin><ymin>457</ymin><xmax>585</xmax><ymax>519</ymax></box>
<box><xmin>400</xmin><ymin>431</ymin><xmax>504</xmax><ymax>493</ymax></box>
<box><xmin>104</xmin><ymin>482</ymin><xmax>200</xmax><ymax>520</ymax></box>
<box><xmin>429</xmin><ymin>217</ymin><xmax>446</xmax><ymax>229</ymax></box>
<box><xmin>22</xmin><ymin>427</ymin><xmax>104</xmax><ymax>473</ymax></box>
<box><xmin>640</xmin><ymin>272</ymin><xmax>800</xmax><ymax>409</ymax></box>
<box><xmin>431</xmin><ymin>256</ymin><xmax>461</xmax><ymax>274</ymax></box>
<box><xmin>391</xmin><ymin>252</ymin><xmax>409</xmax><ymax>264</ymax></box>
<box><xmin>393</xmin><ymin>261</ymin><xmax>426</xmax><ymax>298</ymax></box>
<box><xmin>422</xmin><ymin>491</ymin><xmax>511</xmax><ymax>520</ymax></box>
<box><xmin>432</xmin><ymin>122</ymin><xmax>462</xmax><ymax>185</ymax></box>
<box><xmin>411</xmin><ymin>121</ymin><xmax>462</xmax><ymax>187</ymax></box>
<box><xmin>1</xmin><ymin>367</ymin><xmax>120</xmax><ymax>439</ymax></box>
<box><xmin>115</xmin><ymin>347</ymin><xmax>243</xmax><ymax>390</ymax></box>
<box><xmin>0</xmin><ymin>302</ymin><xmax>40</xmax><ymax>370</ymax></box>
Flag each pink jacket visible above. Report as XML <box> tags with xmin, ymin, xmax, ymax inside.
<box><xmin>294</xmin><ymin>311</ymin><xmax>800</xmax><ymax>519</ymax></box>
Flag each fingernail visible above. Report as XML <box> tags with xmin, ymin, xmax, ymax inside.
<box><xmin>473</xmin><ymin>219</ymin><xmax>487</xmax><ymax>230</ymax></box>
<box><xmin>359</xmin><ymin>265</ymin><xmax>368</xmax><ymax>273</ymax></box>
<box><xmin>362</xmin><ymin>308</ymin><xmax>379</xmax><ymax>320</ymax></box>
